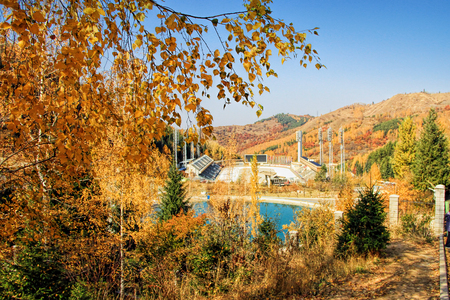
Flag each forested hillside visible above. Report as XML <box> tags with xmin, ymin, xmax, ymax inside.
<box><xmin>213</xmin><ymin>113</ymin><xmax>313</xmax><ymax>152</ymax></box>
<box><xmin>213</xmin><ymin>92</ymin><xmax>450</xmax><ymax>171</ymax></box>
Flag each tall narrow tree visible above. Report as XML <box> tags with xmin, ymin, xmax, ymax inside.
<box><xmin>250</xmin><ymin>155</ymin><xmax>262</xmax><ymax>237</ymax></box>
<box><xmin>393</xmin><ymin>117</ymin><xmax>416</xmax><ymax>178</ymax></box>
<box><xmin>158</xmin><ymin>164</ymin><xmax>190</xmax><ymax>221</ymax></box>
<box><xmin>413</xmin><ymin>109</ymin><xmax>450</xmax><ymax>191</ymax></box>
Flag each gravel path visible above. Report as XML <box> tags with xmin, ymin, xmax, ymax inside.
<box><xmin>304</xmin><ymin>239</ymin><xmax>439</xmax><ymax>300</ymax></box>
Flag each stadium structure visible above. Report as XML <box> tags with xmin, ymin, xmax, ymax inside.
<box><xmin>176</xmin><ymin>127</ymin><xmax>346</xmax><ymax>185</ymax></box>
<box><xmin>174</xmin><ymin>128</ymin><xmax>345</xmax><ymax>185</ymax></box>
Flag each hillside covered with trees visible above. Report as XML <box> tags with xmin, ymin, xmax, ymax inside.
<box><xmin>213</xmin><ymin>92</ymin><xmax>450</xmax><ymax>177</ymax></box>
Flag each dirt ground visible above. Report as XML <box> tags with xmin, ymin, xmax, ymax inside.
<box><xmin>305</xmin><ymin>239</ymin><xmax>440</xmax><ymax>300</ymax></box>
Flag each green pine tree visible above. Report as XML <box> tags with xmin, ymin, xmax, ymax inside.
<box><xmin>354</xmin><ymin>161</ymin><xmax>364</xmax><ymax>176</ymax></box>
<box><xmin>336</xmin><ymin>186</ymin><xmax>390</xmax><ymax>257</ymax></box>
<box><xmin>315</xmin><ymin>164</ymin><xmax>327</xmax><ymax>182</ymax></box>
<box><xmin>158</xmin><ymin>164</ymin><xmax>190</xmax><ymax>221</ymax></box>
<box><xmin>0</xmin><ymin>243</ymin><xmax>71</xmax><ymax>299</ymax></box>
<box><xmin>392</xmin><ymin>116</ymin><xmax>416</xmax><ymax>178</ymax></box>
<box><xmin>413</xmin><ymin>109</ymin><xmax>450</xmax><ymax>191</ymax></box>
<box><xmin>380</xmin><ymin>157</ymin><xmax>394</xmax><ymax>180</ymax></box>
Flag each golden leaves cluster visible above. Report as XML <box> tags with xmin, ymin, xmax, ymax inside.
<box><xmin>92</xmin><ymin>125</ymin><xmax>171</xmax><ymax>237</ymax></box>
<box><xmin>0</xmin><ymin>0</ymin><xmax>322</xmax><ymax>172</ymax></box>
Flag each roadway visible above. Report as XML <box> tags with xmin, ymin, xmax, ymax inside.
<box><xmin>190</xmin><ymin>195</ymin><xmax>335</xmax><ymax>208</ymax></box>
<box><xmin>258</xmin><ymin>196</ymin><xmax>335</xmax><ymax>207</ymax></box>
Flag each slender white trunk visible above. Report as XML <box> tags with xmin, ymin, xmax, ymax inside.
<box><xmin>120</xmin><ymin>187</ymin><xmax>124</xmax><ymax>300</ymax></box>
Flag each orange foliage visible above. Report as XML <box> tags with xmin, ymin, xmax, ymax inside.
<box><xmin>335</xmin><ymin>183</ymin><xmax>355</xmax><ymax>212</ymax></box>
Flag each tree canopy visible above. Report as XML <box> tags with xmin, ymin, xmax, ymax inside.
<box><xmin>413</xmin><ymin>109</ymin><xmax>450</xmax><ymax>191</ymax></box>
<box><xmin>363</xmin><ymin>141</ymin><xmax>395</xmax><ymax>180</ymax></box>
<box><xmin>336</xmin><ymin>186</ymin><xmax>390</xmax><ymax>257</ymax></box>
<box><xmin>392</xmin><ymin>117</ymin><xmax>416</xmax><ymax>179</ymax></box>
<box><xmin>0</xmin><ymin>2</ymin><xmax>324</xmax><ymax>296</ymax></box>
<box><xmin>158</xmin><ymin>163</ymin><xmax>190</xmax><ymax>221</ymax></box>
<box><xmin>0</xmin><ymin>0</ymin><xmax>323</xmax><ymax>176</ymax></box>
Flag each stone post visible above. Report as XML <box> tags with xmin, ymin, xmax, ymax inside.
<box><xmin>435</xmin><ymin>185</ymin><xmax>445</xmax><ymax>236</ymax></box>
<box><xmin>334</xmin><ymin>211</ymin><xmax>344</xmax><ymax>233</ymax></box>
<box><xmin>389</xmin><ymin>194</ymin><xmax>399</xmax><ymax>226</ymax></box>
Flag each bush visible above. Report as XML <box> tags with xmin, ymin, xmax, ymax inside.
<box><xmin>254</xmin><ymin>217</ymin><xmax>281</xmax><ymax>253</ymax></box>
<box><xmin>336</xmin><ymin>186</ymin><xmax>390</xmax><ymax>257</ymax></box>
<box><xmin>400</xmin><ymin>213</ymin><xmax>433</xmax><ymax>242</ymax></box>
<box><xmin>0</xmin><ymin>243</ymin><xmax>71</xmax><ymax>300</ymax></box>
<box><xmin>287</xmin><ymin>202</ymin><xmax>334</xmax><ymax>250</ymax></box>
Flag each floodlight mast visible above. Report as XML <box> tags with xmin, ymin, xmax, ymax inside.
<box><xmin>173</xmin><ymin>128</ymin><xmax>178</xmax><ymax>166</ymax></box>
<box><xmin>339</xmin><ymin>128</ymin><xmax>345</xmax><ymax>175</ymax></box>
<box><xmin>318</xmin><ymin>128</ymin><xmax>323</xmax><ymax>165</ymax></box>
<box><xmin>197</xmin><ymin>127</ymin><xmax>201</xmax><ymax>158</ymax></box>
<box><xmin>328</xmin><ymin>127</ymin><xmax>332</xmax><ymax>178</ymax></box>
<box><xmin>296</xmin><ymin>130</ymin><xmax>303</xmax><ymax>162</ymax></box>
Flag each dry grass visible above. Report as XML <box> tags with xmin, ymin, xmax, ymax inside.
<box><xmin>156</xmin><ymin>203</ymin><xmax>375</xmax><ymax>299</ymax></box>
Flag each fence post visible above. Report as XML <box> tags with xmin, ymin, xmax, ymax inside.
<box><xmin>334</xmin><ymin>211</ymin><xmax>344</xmax><ymax>233</ymax></box>
<box><xmin>435</xmin><ymin>185</ymin><xmax>446</xmax><ymax>236</ymax></box>
<box><xmin>389</xmin><ymin>194</ymin><xmax>399</xmax><ymax>226</ymax></box>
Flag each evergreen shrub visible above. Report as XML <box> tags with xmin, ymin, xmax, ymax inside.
<box><xmin>158</xmin><ymin>163</ymin><xmax>190</xmax><ymax>221</ymax></box>
<box><xmin>336</xmin><ymin>186</ymin><xmax>390</xmax><ymax>257</ymax></box>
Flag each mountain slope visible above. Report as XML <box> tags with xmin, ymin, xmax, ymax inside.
<box><xmin>213</xmin><ymin>92</ymin><xmax>450</xmax><ymax>168</ymax></box>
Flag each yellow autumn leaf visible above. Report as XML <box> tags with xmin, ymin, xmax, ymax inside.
<box><xmin>214</xmin><ymin>49</ymin><xmax>220</xmax><ymax>58</ymax></box>
<box><xmin>134</xmin><ymin>38</ymin><xmax>143</xmax><ymax>48</ymax></box>
<box><xmin>135</xmin><ymin>111</ymin><xmax>144</xmax><ymax>118</ymax></box>
<box><xmin>249</xmin><ymin>73</ymin><xmax>256</xmax><ymax>82</ymax></box>
<box><xmin>30</xmin><ymin>23</ymin><xmax>39</xmax><ymax>35</ymax></box>
<box><xmin>136</xmin><ymin>12</ymin><xmax>145</xmax><ymax>21</ymax></box>
<box><xmin>0</xmin><ymin>22</ymin><xmax>10</xmax><ymax>29</ymax></box>
<box><xmin>243</xmin><ymin>61</ymin><xmax>251</xmax><ymax>72</ymax></box>
<box><xmin>33</xmin><ymin>11</ymin><xmax>46</xmax><ymax>22</ymax></box>
<box><xmin>83</xmin><ymin>7</ymin><xmax>96</xmax><ymax>15</ymax></box>
<box><xmin>252</xmin><ymin>31</ymin><xmax>260</xmax><ymax>41</ymax></box>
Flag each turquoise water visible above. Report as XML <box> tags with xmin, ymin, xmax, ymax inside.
<box><xmin>192</xmin><ymin>201</ymin><xmax>304</xmax><ymax>239</ymax></box>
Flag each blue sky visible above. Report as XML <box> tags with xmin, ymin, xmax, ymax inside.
<box><xmin>161</xmin><ymin>0</ymin><xmax>450</xmax><ymax>126</ymax></box>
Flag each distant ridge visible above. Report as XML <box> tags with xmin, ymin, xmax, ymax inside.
<box><xmin>213</xmin><ymin>92</ymin><xmax>450</xmax><ymax>166</ymax></box>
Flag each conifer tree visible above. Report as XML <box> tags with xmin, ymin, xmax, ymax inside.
<box><xmin>315</xmin><ymin>164</ymin><xmax>328</xmax><ymax>182</ymax></box>
<box><xmin>336</xmin><ymin>186</ymin><xmax>390</xmax><ymax>257</ymax></box>
<box><xmin>393</xmin><ymin>117</ymin><xmax>416</xmax><ymax>178</ymax></box>
<box><xmin>158</xmin><ymin>164</ymin><xmax>190</xmax><ymax>221</ymax></box>
<box><xmin>366</xmin><ymin>163</ymin><xmax>382</xmax><ymax>185</ymax></box>
<box><xmin>380</xmin><ymin>158</ymin><xmax>395</xmax><ymax>180</ymax></box>
<box><xmin>413</xmin><ymin>109</ymin><xmax>450</xmax><ymax>191</ymax></box>
<box><xmin>354</xmin><ymin>161</ymin><xmax>364</xmax><ymax>176</ymax></box>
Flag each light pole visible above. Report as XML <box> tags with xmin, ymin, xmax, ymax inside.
<box><xmin>318</xmin><ymin>128</ymin><xmax>323</xmax><ymax>165</ymax></box>
<box><xmin>328</xmin><ymin>127</ymin><xmax>332</xmax><ymax>179</ymax></box>
<box><xmin>296</xmin><ymin>130</ymin><xmax>303</xmax><ymax>162</ymax></box>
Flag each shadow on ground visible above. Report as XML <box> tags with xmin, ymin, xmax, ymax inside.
<box><xmin>303</xmin><ymin>239</ymin><xmax>439</xmax><ymax>300</ymax></box>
